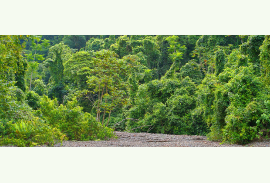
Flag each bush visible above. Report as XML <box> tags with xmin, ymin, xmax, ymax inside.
<box><xmin>106</xmin><ymin>109</ymin><xmax>127</xmax><ymax>131</ymax></box>
<box><xmin>48</xmin><ymin>81</ymin><xmax>68</xmax><ymax>104</ymax></box>
<box><xmin>15</xmin><ymin>87</ymin><xmax>26</xmax><ymax>102</ymax></box>
<box><xmin>0</xmin><ymin>80</ymin><xmax>33</xmax><ymax>121</ymax></box>
<box><xmin>0</xmin><ymin>80</ymin><xmax>17</xmax><ymax>118</ymax></box>
<box><xmin>37</xmin><ymin>96</ymin><xmax>115</xmax><ymax>141</ymax></box>
<box><xmin>33</xmin><ymin>79</ymin><xmax>48</xmax><ymax>96</ymax></box>
<box><xmin>0</xmin><ymin>118</ymin><xmax>66</xmax><ymax>147</ymax></box>
<box><xmin>201</xmin><ymin>65</ymin><xmax>267</xmax><ymax>144</ymax></box>
<box><xmin>222</xmin><ymin>103</ymin><xmax>259</xmax><ymax>144</ymax></box>
<box><xmin>127</xmin><ymin>76</ymin><xmax>209</xmax><ymax>135</ymax></box>
<box><xmin>26</xmin><ymin>91</ymin><xmax>40</xmax><ymax>110</ymax></box>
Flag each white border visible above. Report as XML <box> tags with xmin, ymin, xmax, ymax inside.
<box><xmin>1</xmin><ymin>0</ymin><xmax>270</xmax><ymax>35</ymax></box>
<box><xmin>1</xmin><ymin>1</ymin><xmax>270</xmax><ymax>183</ymax></box>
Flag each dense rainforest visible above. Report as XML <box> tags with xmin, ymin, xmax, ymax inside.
<box><xmin>1</xmin><ymin>35</ymin><xmax>270</xmax><ymax>146</ymax></box>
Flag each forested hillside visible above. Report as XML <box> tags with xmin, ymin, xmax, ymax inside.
<box><xmin>1</xmin><ymin>35</ymin><xmax>270</xmax><ymax>146</ymax></box>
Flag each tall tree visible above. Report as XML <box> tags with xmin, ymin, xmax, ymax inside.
<box><xmin>45</xmin><ymin>42</ymin><xmax>72</xmax><ymax>84</ymax></box>
<box><xmin>86</xmin><ymin>50</ymin><xmax>132</xmax><ymax>125</ymax></box>
<box><xmin>45</xmin><ymin>42</ymin><xmax>72</xmax><ymax>102</ymax></box>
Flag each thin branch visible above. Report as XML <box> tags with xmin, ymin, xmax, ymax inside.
<box><xmin>102</xmin><ymin>84</ymin><xmax>108</xmax><ymax>124</ymax></box>
<box><xmin>127</xmin><ymin>125</ymin><xmax>152</xmax><ymax>132</ymax></box>
<box><xmin>147</xmin><ymin>125</ymin><xmax>155</xmax><ymax>133</ymax></box>
<box><xmin>112</xmin><ymin>118</ymin><xmax>139</xmax><ymax>129</ymax></box>
<box><xmin>86</xmin><ymin>95</ymin><xmax>94</xmax><ymax>104</ymax></box>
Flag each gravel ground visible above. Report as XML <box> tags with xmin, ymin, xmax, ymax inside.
<box><xmin>54</xmin><ymin>131</ymin><xmax>270</xmax><ymax>147</ymax></box>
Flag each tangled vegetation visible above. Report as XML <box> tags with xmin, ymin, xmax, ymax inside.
<box><xmin>1</xmin><ymin>35</ymin><xmax>270</xmax><ymax>146</ymax></box>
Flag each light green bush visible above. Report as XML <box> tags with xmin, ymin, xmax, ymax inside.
<box><xmin>0</xmin><ymin>118</ymin><xmax>66</xmax><ymax>147</ymax></box>
<box><xmin>37</xmin><ymin>96</ymin><xmax>115</xmax><ymax>141</ymax></box>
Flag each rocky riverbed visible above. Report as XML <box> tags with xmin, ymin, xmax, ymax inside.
<box><xmin>54</xmin><ymin>131</ymin><xmax>270</xmax><ymax>147</ymax></box>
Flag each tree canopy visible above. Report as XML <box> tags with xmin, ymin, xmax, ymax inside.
<box><xmin>1</xmin><ymin>35</ymin><xmax>270</xmax><ymax>146</ymax></box>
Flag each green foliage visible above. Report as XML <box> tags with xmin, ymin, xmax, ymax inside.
<box><xmin>44</xmin><ymin>42</ymin><xmax>72</xmax><ymax>103</ymax></box>
<box><xmin>127</xmin><ymin>77</ymin><xmax>208</xmax><ymax>135</ymax></box>
<box><xmin>110</xmin><ymin>35</ymin><xmax>132</xmax><ymax>58</ymax></box>
<box><xmin>177</xmin><ymin>60</ymin><xmax>203</xmax><ymax>84</ymax></box>
<box><xmin>225</xmin><ymin>49</ymin><xmax>247</xmax><ymax>69</ymax></box>
<box><xmin>86</xmin><ymin>50</ymin><xmax>133</xmax><ymax>125</ymax></box>
<box><xmin>240</xmin><ymin>35</ymin><xmax>265</xmax><ymax>74</ymax></box>
<box><xmin>214</xmin><ymin>49</ymin><xmax>226</xmax><ymax>76</ymax></box>
<box><xmin>129</xmin><ymin>56</ymin><xmax>153</xmax><ymax>100</ymax></box>
<box><xmin>47</xmin><ymin>81</ymin><xmax>68</xmax><ymax>104</ymax></box>
<box><xmin>37</xmin><ymin>96</ymin><xmax>115</xmax><ymax>140</ymax></box>
<box><xmin>0</xmin><ymin>118</ymin><xmax>66</xmax><ymax>147</ymax></box>
<box><xmin>157</xmin><ymin>37</ymin><xmax>171</xmax><ymax>77</ymax></box>
<box><xmin>260</xmin><ymin>35</ymin><xmax>270</xmax><ymax>84</ymax></box>
<box><xmin>86</xmin><ymin>37</ymin><xmax>105</xmax><ymax>52</ymax></box>
<box><xmin>141</xmin><ymin>37</ymin><xmax>160</xmax><ymax>69</ymax></box>
<box><xmin>33</xmin><ymin>79</ymin><xmax>48</xmax><ymax>96</ymax></box>
<box><xmin>26</xmin><ymin>61</ymin><xmax>40</xmax><ymax>91</ymax></box>
<box><xmin>193</xmin><ymin>35</ymin><xmax>242</xmax><ymax>74</ymax></box>
<box><xmin>24</xmin><ymin>36</ymin><xmax>51</xmax><ymax>62</ymax></box>
<box><xmin>196</xmin><ymin>73</ymin><xmax>219</xmax><ymax>127</ymax></box>
<box><xmin>3</xmin><ymin>35</ymin><xmax>270</xmax><ymax>146</ymax></box>
<box><xmin>198</xmin><ymin>63</ymin><xmax>268</xmax><ymax>144</ymax></box>
<box><xmin>26</xmin><ymin>91</ymin><xmax>40</xmax><ymax>110</ymax></box>
<box><xmin>15</xmin><ymin>87</ymin><xmax>26</xmax><ymax>102</ymax></box>
<box><xmin>64</xmin><ymin>51</ymin><xmax>93</xmax><ymax>89</ymax></box>
<box><xmin>221</xmin><ymin>66</ymin><xmax>263</xmax><ymax>144</ymax></box>
<box><xmin>0</xmin><ymin>79</ymin><xmax>65</xmax><ymax>147</ymax></box>
<box><xmin>0</xmin><ymin>35</ymin><xmax>27</xmax><ymax>80</ymax></box>
<box><xmin>104</xmin><ymin>35</ymin><xmax>116</xmax><ymax>49</ymax></box>
<box><xmin>0</xmin><ymin>80</ymin><xmax>33</xmax><ymax>120</ymax></box>
<box><xmin>45</xmin><ymin>42</ymin><xmax>72</xmax><ymax>84</ymax></box>
<box><xmin>166</xmin><ymin>36</ymin><xmax>186</xmax><ymax>65</ymax></box>
<box><xmin>0</xmin><ymin>80</ymin><xmax>17</xmax><ymax>119</ymax></box>
<box><xmin>63</xmin><ymin>35</ymin><xmax>86</xmax><ymax>50</ymax></box>
<box><xmin>165</xmin><ymin>78</ymin><xmax>197</xmax><ymax>134</ymax></box>
<box><xmin>15</xmin><ymin>59</ymin><xmax>27</xmax><ymax>92</ymax></box>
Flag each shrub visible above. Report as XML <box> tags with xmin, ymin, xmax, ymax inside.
<box><xmin>26</xmin><ymin>91</ymin><xmax>40</xmax><ymax>110</ymax></box>
<box><xmin>47</xmin><ymin>81</ymin><xmax>68</xmax><ymax>104</ymax></box>
<box><xmin>203</xmin><ymin>65</ymin><xmax>266</xmax><ymax>144</ymax></box>
<box><xmin>37</xmin><ymin>96</ymin><xmax>115</xmax><ymax>141</ymax></box>
<box><xmin>0</xmin><ymin>118</ymin><xmax>66</xmax><ymax>147</ymax></box>
<box><xmin>127</xmin><ymin>76</ymin><xmax>209</xmax><ymax>135</ymax></box>
<box><xmin>33</xmin><ymin>79</ymin><xmax>48</xmax><ymax>96</ymax></box>
<box><xmin>0</xmin><ymin>80</ymin><xmax>33</xmax><ymax>121</ymax></box>
<box><xmin>15</xmin><ymin>87</ymin><xmax>26</xmax><ymax>102</ymax></box>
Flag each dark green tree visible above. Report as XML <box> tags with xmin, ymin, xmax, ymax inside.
<box><xmin>45</xmin><ymin>43</ymin><xmax>72</xmax><ymax>103</ymax></box>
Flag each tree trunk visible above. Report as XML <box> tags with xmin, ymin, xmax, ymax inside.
<box><xmin>30</xmin><ymin>50</ymin><xmax>36</xmax><ymax>91</ymax></box>
<box><xmin>106</xmin><ymin>109</ymin><xmax>112</xmax><ymax>127</ymax></box>
<box><xmin>29</xmin><ymin>72</ymin><xmax>32</xmax><ymax>90</ymax></box>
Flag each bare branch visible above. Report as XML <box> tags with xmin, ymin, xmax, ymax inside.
<box><xmin>126</xmin><ymin>125</ymin><xmax>152</xmax><ymax>132</ymax></box>
<box><xmin>112</xmin><ymin>118</ymin><xmax>139</xmax><ymax>129</ymax></box>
